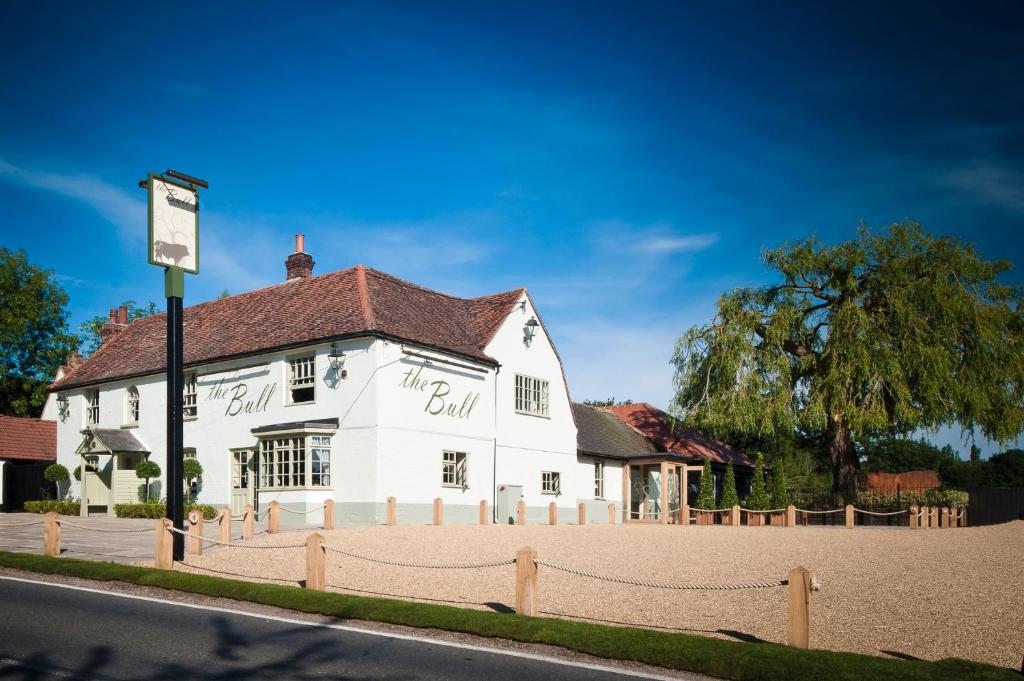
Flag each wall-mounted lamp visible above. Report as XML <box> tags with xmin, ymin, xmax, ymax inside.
<box><xmin>328</xmin><ymin>343</ymin><xmax>347</xmax><ymax>378</ymax></box>
<box><xmin>56</xmin><ymin>394</ymin><xmax>70</xmax><ymax>420</ymax></box>
<box><xmin>523</xmin><ymin>317</ymin><xmax>539</xmax><ymax>345</ymax></box>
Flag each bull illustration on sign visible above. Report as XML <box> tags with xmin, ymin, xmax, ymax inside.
<box><xmin>148</xmin><ymin>175</ymin><xmax>199</xmax><ymax>273</ymax></box>
<box><xmin>153</xmin><ymin>240</ymin><xmax>191</xmax><ymax>266</ymax></box>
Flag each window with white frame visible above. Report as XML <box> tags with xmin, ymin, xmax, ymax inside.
<box><xmin>126</xmin><ymin>386</ymin><xmax>139</xmax><ymax>424</ymax></box>
<box><xmin>542</xmin><ymin>471</ymin><xmax>561</xmax><ymax>495</ymax></box>
<box><xmin>594</xmin><ymin>460</ymin><xmax>605</xmax><ymax>499</ymax></box>
<box><xmin>514</xmin><ymin>374</ymin><xmax>549</xmax><ymax>417</ymax></box>
<box><xmin>232</xmin><ymin>450</ymin><xmax>252</xmax><ymax>490</ymax></box>
<box><xmin>441</xmin><ymin>451</ymin><xmax>468</xmax><ymax>488</ymax></box>
<box><xmin>85</xmin><ymin>390</ymin><xmax>99</xmax><ymax>425</ymax></box>
<box><xmin>310</xmin><ymin>436</ymin><xmax>331</xmax><ymax>487</ymax></box>
<box><xmin>183</xmin><ymin>372</ymin><xmax>197</xmax><ymax>418</ymax></box>
<box><xmin>288</xmin><ymin>355</ymin><xmax>316</xmax><ymax>404</ymax></box>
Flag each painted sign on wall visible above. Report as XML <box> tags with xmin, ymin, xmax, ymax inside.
<box><xmin>206</xmin><ymin>377</ymin><xmax>277</xmax><ymax>417</ymax></box>
<box><xmin>398</xmin><ymin>365</ymin><xmax>480</xmax><ymax>419</ymax></box>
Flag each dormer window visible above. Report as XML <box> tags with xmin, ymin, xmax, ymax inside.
<box><xmin>288</xmin><ymin>354</ymin><xmax>316</xmax><ymax>404</ymax></box>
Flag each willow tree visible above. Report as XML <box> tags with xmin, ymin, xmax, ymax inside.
<box><xmin>672</xmin><ymin>223</ymin><xmax>1024</xmax><ymax>498</ymax></box>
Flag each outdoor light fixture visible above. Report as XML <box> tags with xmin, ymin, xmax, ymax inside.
<box><xmin>328</xmin><ymin>343</ymin><xmax>347</xmax><ymax>377</ymax></box>
<box><xmin>56</xmin><ymin>394</ymin><xmax>69</xmax><ymax>420</ymax></box>
<box><xmin>523</xmin><ymin>317</ymin><xmax>539</xmax><ymax>344</ymax></box>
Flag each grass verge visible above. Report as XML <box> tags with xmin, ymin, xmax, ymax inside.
<box><xmin>0</xmin><ymin>550</ymin><xmax>1015</xmax><ymax>681</ymax></box>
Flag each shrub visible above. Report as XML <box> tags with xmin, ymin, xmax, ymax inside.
<box><xmin>183</xmin><ymin>458</ymin><xmax>203</xmax><ymax>503</ymax></box>
<box><xmin>854</xmin><ymin>488</ymin><xmax>969</xmax><ymax>510</ymax></box>
<box><xmin>718</xmin><ymin>461</ymin><xmax>739</xmax><ymax>509</ymax></box>
<box><xmin>696</xmin><ymin>458</ymin><xmax>715</xmax><ymax>509</ymax></box>
<box><xmin>135</xmin><ymin>460</ymin><xmax>161</xmax><ymax>502</ymax></box>
<box><xmin>24</xmin><ymin>500</ymin><xmax>80</xmax><ymax>515</ymax></box>
<box><xmin>769</xmin><ymin>459</ymin><xmax>790</xmax><ymax>508</ymax></box>
<box><xmin>44</xmin><ymin>463</ymin><xmax>69</xmax><ymax>499</ymax></box>
<box><xmin>744</xmin><ymin>453</ymin><xmax>771</xmax><ymax>510</ymax></box>
<box><xmin>114</xmin><ymin>502</ymin><xmax>217</xmax><ymax>520</ymax></box>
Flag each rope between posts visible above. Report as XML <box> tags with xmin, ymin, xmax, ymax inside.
<box><xmin>854</xmin><ymin>508</ymin><xmax>909</xmax><ymax>516</ymax></box>
<box><xmin>1</xmin><ymin>519</ymin><xmax>44</xmax><ymax>527</ymax></box>
<box><xmin>535</xmin><ymin>559</ymin><xmax>793</xmax><ymax>590</ymax></box>
<box><xmin>796</xmin><ymin>508</ymin><xmax>844</xmax><ymax>515</ymax></box>
<box><xmin>689</xmin><ymin>507</ymin><xmax>729</xmax><ymax>513</ymax></box>
<box><xmin>740</xmin><ymin>507</ymin><xmax>787</xmax><ymax>514</ymax></box>
<box><xmin>166</xmin><ymin>525</ymin><xmax>306</xmax><ymax>549</ymax></box>
<box><xmin>323</xmin><ymin>544</ymin><xmax>516</xmax><ymax>569</ymax></box>
<box><xmin>279</xmin><ymin>507</ymin><xmax>322</xmax><ymax>515</ymax></box>
<box><xmin>202</xmin><ymin>514</ymin><xmax>225</xmax><ymax>524</ymax></box>
<box><xmin>58</xmin><ymin>520</ymin><xmax>153</xmax><ymax>533</ymax></box>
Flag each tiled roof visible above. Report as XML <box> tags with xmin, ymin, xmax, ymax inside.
<box><xmin>573</xmin><ymin>403</ymin><xmax>658</xmax><ymax>459</ymax></box>
<box><xmin>89</xmin><ymin>429</ymin><xmax>149</xmax><ymax>453</ymax></box>
<box><xmin>0</xmin><ymin>416</ymin><xmax>56</xmax><ymax>461</ymax></box>
<box><xmin>604</xmin><ymin>403</ymin><xmax>755</xmax><ymax>468</ymax></box>
<box><xmin>51</xmin><ymin>266</ymin><xmax>525</xmax><ymax>391</ymax></box>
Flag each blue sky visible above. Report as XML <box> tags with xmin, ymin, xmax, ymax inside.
<box><xmin>1</xmin><ymin>2</ymin><xmax>1022</xmax><ymax>456</ymax></box>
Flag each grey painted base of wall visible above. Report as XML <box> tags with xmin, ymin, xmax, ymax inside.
<box><xmin>326</xmin><ymin>500</ymin><xmax>620</xmax><ymax>526</ymax></box>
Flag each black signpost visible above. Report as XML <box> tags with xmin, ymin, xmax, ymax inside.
<box><xmin>144</xmin><ymin>169</ymin><xmax>207</xmax><ymax>562</ymax></box>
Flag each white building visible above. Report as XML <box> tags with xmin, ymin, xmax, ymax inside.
<box><xmin>44</xmin><ymin>237</ymin><xmax>619</xmax><ymax>525</ymax></box>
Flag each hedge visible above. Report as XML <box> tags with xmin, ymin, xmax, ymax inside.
<box><xmin>113</xmin><ymin>502</ymin><xmax>217</xmax><ymax>520</ymax></box>
<box><xmin>855</xmin><ymin>488</ymin><xmax>969</xmax><ymax>510</ymax></box>
<box><xmin>23</xmin><ymin>500</ymin><xmax>81</xmax><ymax>515</ymax></box>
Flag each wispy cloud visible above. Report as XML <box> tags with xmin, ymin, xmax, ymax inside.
<box><xmin>591</xmin><ymin>219</ymin><xmax>718</xmax><ymax>256</ymax></box>
<box><xmin>0</xmin><ymin>159</ymin><xmax>143</xmax><ymax>241</ymax></box>
<box><xmin>941</xmin><ymin>161</ymin><xmax>1024</xmax><ymax>215</ymax></box>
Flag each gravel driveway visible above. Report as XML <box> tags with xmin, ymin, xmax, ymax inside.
<box><xmin>169</xmin><ymin>522</ymin><xmax>1023</xmax><ymax>669</ymax></box>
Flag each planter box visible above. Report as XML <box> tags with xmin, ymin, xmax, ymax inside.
<box><xmin>769</xmin><ymin>513</ymin><xmax>785</xmax><ymax>526</ymax></box>
<box><xmin>747</xmin><ymin>513</ymin><xmax>764</xmax><ymax>526</ymax></box>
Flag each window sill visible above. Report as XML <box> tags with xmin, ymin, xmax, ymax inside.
<box><xmin>542</xmin><ymin>491</ymin><xmax>561</xmax><ymax>496</ymax></box>
<box><xmin>285</xmin><ymin>401</ymin><xmax>316</xmax><ymax>407</ymax></box>
<box><xmin>257</xmin><ymin>487</ymin><xmax>334</xmax><ymax>493</ymax></box>
<box><xmin>514</xmin><ymin>410</ymin><xmax>551</xmax><ymax>420</ymax></box>
<box><xmin>442</xmin><ymin>484</ymin><xmax>470</xmax><ymax>490</ymax></box>
<box><xmin>120</xmin><ymin>423</ymin><xmax>139</xmax><ymax>429</ymax></box>
<box><xmin>184</xmin><ymin>415</ymin><xmax>198</xmax><ymax>422</ymax></box>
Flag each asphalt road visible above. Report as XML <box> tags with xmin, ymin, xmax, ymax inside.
<box><xmin>0</xmin><ymin>578</ymin><xmax>671</xmax><ymax>681</ymax></box>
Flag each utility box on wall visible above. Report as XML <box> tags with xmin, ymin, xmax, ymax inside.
<box><xmin>497</xmin><ymin>484</ymin><xmax>523</xmax><ymax>524</ymax></box>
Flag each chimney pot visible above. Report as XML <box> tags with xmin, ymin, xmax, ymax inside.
<box><xmin>108</xmin><ymin>308</ymin><xmax>117</xmax><ymax>325</ymax></box>
<box><xmin>117</xmin><ymin>305</ymin><xmax>128</xmax><ymax>325</ymax></box>
<box><xmin>285</xmin><ymin>235</ymin><xmax>314</xmax><ymax>280</ymax></box>
<box><xmin>295</xmin><ymin>233</ymin><xmax>305</xmax><ymax>253</ymax></box>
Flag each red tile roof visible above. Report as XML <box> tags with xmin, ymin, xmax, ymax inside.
<box><xmin>0</xmin><ymin>416</ymin><xmax>56</xmax><ymax>462</ymax></box>
<box><xmin>52</xmin><ymin>266</ymin><xmax>524</xmax><ymax>391</ymax></box>
<box><xmin>604</xmin><ymin>402</ymin><xmax>755</xmax><ymax>467</ymax></box>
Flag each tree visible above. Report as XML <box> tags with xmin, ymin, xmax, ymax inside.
<box><xmin>861</xmin><ymin>437</ymin><xmax>957</xmax><ymax>473</ymax></box>
<box><xmin>942</xmin><ymin>449</ymin><xmax>1024</xmax><ymax>488</ymax></box>
<box><xmin>769</xmin><ymin>459</ymin><xmax>790</xmax><ymax>508</ymax></box>
<box><xmin>183</xmin><ymin>458</ymin><xmax>203</xmax><ymax>503</ymax></box>
<box><xmin>136</xmin><ymin>460</ymin><xmax>161</xmax><ymax>502</ymax></box>
<box><xmin>745</xmin><ymin>454</ymin><xmax>771</xmax><ymax>510</ymax></box>
<box><xmin>672</xmin><ymin>223</ymin><xmax>1024</xmax><ymax>498</ymax></box>
<box><xmin>696</xmin><ymin>458</ymin><xmax>715</xmax><ymax>508</ymax></box>
<box><xmin>78</xmin><ymin>300</ymin><xmax>159</xmax><ymax>357</ymax></box>
<box><xmin>44</xmin><ymin>463</ymin><xmax>69</xmax><ymax>500</ymax></box>
<box><xmin>581</xmin><ymin>398</ymin><xmax>634</xmax><ymax>407</ymax></box>
<box><xmin>0</xmin><ymin>249</ymin><xmax>79</xmax><ymax>417</ymax></box>
<box><xmin>719</xmin><ymin>461</ymin><xmax>739</xmax><ymax>509</ymax></box>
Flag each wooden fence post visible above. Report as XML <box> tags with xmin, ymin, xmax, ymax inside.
<box><xmin>242</xmin><ymin>505</ymin><xmax>254</xmax><ymax>540</ymax></box>
<box><xmin>920</xmin><ymin>505</ymin><xmax>929</xmax><ymax>528</ymax></box>
<box><xmin>43</xmin><ymin>512</ymin><xmax>60</xmax><ymax>557</ymax></box>
<box><xmin>786</xmin><ymin>504</ymin><xmax>796</xmax><ymax>528</ymax></box>
<box><xmin>608</xmin><ymin>503</ymin><xmax>616</xmax><ymax>524</ymax></box>
<box><xmin>387</xmin><ymin>496</ymin><xmax>397</xmax><ymax>526</ymax></box>
<box><xmin>187</xmin><ymin>509</ymin><xmax>203</xmax><ymax>556</ymax></box>
<box><xmin>218</xmin><ymin>507</ymin><xmax>231</xmax><ymax>544</ymax></box>
<box><xmin>324</xmin><ymin>499</ymin><xmax>335</xmax><ymax>530</ymax></box>
<box><xmin>681</xmin><ymin>501</ymin><xmax>689</xmax><ymax>526</ymax></box>
<box><xmin>268</xmin><ymin>500</ymin><xmax>280</xmax><ymax>534</ymax></box>
<box><xmin>433</xmin><ymin>497</ymin><xmax>443</xmax><ymax>526</ymax></box>
<box><xmin>305</xmin><ymin>532</ymin><xmax>325</xmax><ymax>591</ymax></box>
<box><xmin>577</xmin><ymin>503</ymin><xmax>586</xmax><ymax>525</ymax></box>
<box><xmin>517</xmin><ymin>499</ymin><xmax>526</xmax><ymax>525</ymax></box>
<box><xmin>845</xmin><ymin>504</ymin><xmax>854</xmax><ymax>528</ymax></box>
<box><xmin>548</xmin><ymin>502</ymin><xmax>557</xmax><ymax>525</ymax></box>
<box><xmin>515</xmin><ymin>546</ymin><xmax>538</xmax><ymax>616</ymax></box>
<box><xmin>909</xmin><ymin>505</ymin><xmax>919</xmax><ymax>529</ymax></box>
<box><xmin>731</xmin><ymin>505</ymin><xmax>740</xmax><ymax>527</ymax></box>
<box><xmin>479</xmin><ymin>499</ymin><xmax>489</xmax><ymax>524</ymax></box>
<box><xmin>787</xmin><ymin>566</ymin><xmax>811</xmax><ymax>649</ymax></box>
<box><xmin>961</xmin><ymin>509</ymin><xmax>967</xmax><ymax>527</ymax></box>
<box><xmin>154</xmin><ymin>518</ymin><xmax>172</xmax><ymax>569</ymax></box>
<box><xmin>949</xmin><ymin>506</ymin><xmax>958</xmax><ymax>528</ymax></box>
<box><xmin>941</xmin><ymin>507</ymin><xmax>950</xmax><ymax>528</ymax></box>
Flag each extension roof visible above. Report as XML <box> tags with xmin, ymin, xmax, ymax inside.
<box><xmin>0</xmin><ymin>416</ymin><xmax>56</xmax><ymax>462</ymax></box>
<box><xmin>604</xmin><ymin>403</ymin><xmax>756</xmax><ymax>468</ymax></box>
<box><xmin>51</xmin><ymin>266</ymin><xmax>525</xmax><ymax>391</ymax></box>
<box><xmin>572</xmin><ymin>403</ymin><xmax>658</xmax><ymax>459</ymax></box>
<box><xmin>80</xmin><ymin>428</ymin><xmax>149</xmax><ymax>454</ymax></box>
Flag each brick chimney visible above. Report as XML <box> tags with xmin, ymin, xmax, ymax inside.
<box><xmin>285</xmin><ymin>233</ymin><xmax>314</xmax><ymax>280</ymax></box>
<box><xmin>99</xmin><ymin>305</ymin><xmax>130</xmax><ymax>345</ymax></box>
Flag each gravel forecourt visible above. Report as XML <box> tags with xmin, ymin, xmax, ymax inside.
<box><xmin>169</xmin><ymin>521</ymin><xmax>1024</xmax><ymax>669</ymax></box>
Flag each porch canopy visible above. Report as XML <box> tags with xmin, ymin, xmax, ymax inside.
<box><xmin>75</xmin><ymin>428</ymin><xmax>149</xmax><ymax>517</ymax></box>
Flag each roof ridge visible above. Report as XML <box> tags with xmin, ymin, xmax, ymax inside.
<box><xmin>355</xmin><ymin>264</ymin><xmax>375</xmax><ymax>329</ymax></box>
<box><xmin>362</xmin><ymin>266</ymin><xmax>513</xmax><ymax>305</ymax></box>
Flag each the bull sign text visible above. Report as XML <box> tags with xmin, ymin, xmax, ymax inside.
<box><xmin>398</xmin><ymin>365</ymin><xmax>480</xmax><ymax>419</ymax></box>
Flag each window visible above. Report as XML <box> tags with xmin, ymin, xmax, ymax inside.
<box><xmin>183</xmin><ymin>372</ymin><xmax>197</xmax><ymax>418</ymax></box>
<box><xmin>542</xmin><ymin>471</ymin><xmax>561</xmax><ymax>495</ymax></box>
<box><xmin>232</xmin><ymin>450</ymin><xmax>251</xmax><ymax>489</ymax></box>
<box><xmin>260</xmin><ymin>437</ymin><xmax>307</xmax><ymax>488</ymax></box>
<box><xmin>126</xmin><ymin>386</ymin><xmax>139</xmax><ymax>424</ymax></box>
<box><xmin>442</xmin><ymin>451</ymin><xmax>468</xmax><ymax>488</ymax></box>
<box><xmin>310</xmin><ymin>436</ymin><xmax>331</xmax><ymax>487</ymax></box>
<box><xmin>514</xmin><ymin>374</ymin><xmax>549</xmax><ymax>417</ymax></box>
<box><xmin>288</xmin><ymin>355</ymin><xmax>316</xmax><ymax>404</ymax></box>
<box><xmin>85</xmin><ymin>390</ymin><xmax>99</xmax><ymax>425</ymax></box>
<box><xmin>594</xmin><ymin>460</ymin><xmax>605</xmax><ymax>499</ymax></box>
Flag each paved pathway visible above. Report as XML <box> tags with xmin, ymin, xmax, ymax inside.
<box><xmin>0</xmin><ymin>512</ymin><xmax>316</xmax><ymax>563</ymax></box>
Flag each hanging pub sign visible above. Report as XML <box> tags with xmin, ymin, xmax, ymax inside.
<box><xmin>147</xmin><ymin>172</ymin><xmax>200</xmax><ymax>274</ymax></box>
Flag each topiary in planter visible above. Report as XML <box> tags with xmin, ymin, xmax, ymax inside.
<box><xmin>44</xmin><ymin>463</ymin><xmax>70</xmax><ymax>499</ymax></box>
<box><xmin>744</xmin><ymin>453</ymin><xmax>771</xmax><ymax>511</ymax></box>
<box><xmin>135</xmin><ymin>460</ymin><xmax>161</xmax><ymax>502</ymax></box>
<box><xmin>719</xmin><ymin>461</ymin><xmax>739</xmax><ymax>510</ymax></box>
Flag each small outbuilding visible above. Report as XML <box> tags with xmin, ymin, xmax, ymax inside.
<box><xmin>0</xmin><ymin>415</ymin><xmax>57</xmax><ymax>511</ymax></box>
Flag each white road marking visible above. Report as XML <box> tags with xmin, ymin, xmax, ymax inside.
<box><xmin>0</xmin><ymin>574</ymin><xmax>703</xmax><ymax>681</ymax></box>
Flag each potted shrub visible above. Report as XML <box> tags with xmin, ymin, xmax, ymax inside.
<box><xmin>744</xmin><ymin>453</ymin><xmax>770</xmax><ymax>526</ymax></box>
<box><xmin>696</xmin><ymin>458</ymin><xmax>716</xmax><ymax>525</ymax></box>
<box><xmin>135</xmin><ymin>460</ymin><xmax>161</xmax><ymax>502</ymax></box>
<box><xmin>44</xmin><ymin>463</ymin><xmax>70</xmax><ymax>500</ymax></box>
<box><xmin>183</xmin><ymin>458</ymin><xmax>203</xmax><ymax>504</ymax></box>
<box><xmin>719</xmin><ymin>461</ymin><xmax>739</xmax><ymax>524</ymax></box>
<box><xmin>768</xmin><ymin>459</ymin><xmax>790</xmax><ymax>525</ymax></box>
